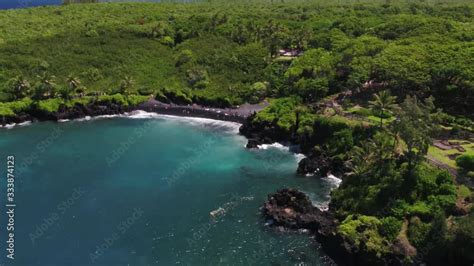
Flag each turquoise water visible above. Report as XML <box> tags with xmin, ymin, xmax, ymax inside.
<box><xmin>0</xmin><ymin>114</ymin><xmax>337</xmax><ymax>265</ymax></box>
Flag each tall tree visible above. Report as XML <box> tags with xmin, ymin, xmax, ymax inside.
<box><xmin>63</xmin><ymin>75</ymin><xmax>81</xmax><ymax>100</ymax></box>
<box><xmin>6</xmin><ymin>75</ymin><xmax>30</xmax><ymax>100</ymax></box>
<box><xmin>34</xmin><ymin>73</ymin><xmax>57</xmax><ymax>100</ymax></box>
<box><xmin>369</xmin><ymin>90</ymin><xmax>398</xmax><ymax>128</ymax></box>
<box><xmin>393</xmin><ymin>95</ymin><xmax>437</xmax><ymax>173</ymax></box>
<box><xmin>119</xmin><ymin>76</ymin><xmax>134</xmax><ymax>96</ymax></box>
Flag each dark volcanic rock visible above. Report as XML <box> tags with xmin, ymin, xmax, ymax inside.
<box><xmin>297</xmin><ymin>146</ymin><xmax>351</xmax><ymax>177</ymax></box>
<box><xmin>239</xmin><ymin>114</ymin><xmax>289</xmax><ymax>147</ymax></box>
<box><xmin>246</xmin><ymin>138</ymin><xmax>262</xmax><ymax>149</ymax></box>
<box><xmin>263</xmin><ymin>188</ymin><xmax>336</xmax><ymax>232</ymax></box>
<box><xmin>297</xmin><ymin>156</ymin><xmax>331</xmax><ymax>176</ymax></box>
<box><xmin>263</xmin><ymin>188</ymin><xmax>407</xmax><ymax>266</ymax></box>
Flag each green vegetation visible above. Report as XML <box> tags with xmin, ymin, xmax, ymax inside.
<box><xmin>338</xmin><ymin>215</ymin><xmax>391</xmax><ymax>257</ymax></box>
<box><xmin>1</xmin><ymin>1</ymin><xmax>473</xmax><ymax>120</ymax></box>
<box><xmin>1</xmin><ymin>1</ymin><xmax>473</xmax><ymax>264</ymax></box>
<box><xmin>248</xmin><ymin>88</ymin><xmax>472</xmax><ymax>263</ymax></box>
<box><xmin>456</xmin><ymin>154</ymin><xmax>474</xmax><ymax>172</ymax></box>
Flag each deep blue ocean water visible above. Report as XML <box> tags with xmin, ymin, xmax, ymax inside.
<box><xmin>0</xmin><ymin>0</ymin><xmax>61</xmax><ymax>9</ymax></box>
<box><xmin>0</xmin><ymin>114</ymin><xmax>338</xmax><ymax>265</ymax></box>
<box><xmin>0</xmin><ymin>0</ymin><xmax>200</xmax><ymax>10</ymax></box>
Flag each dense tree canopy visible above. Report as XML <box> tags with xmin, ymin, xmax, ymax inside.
<box><xmin>0</xmin><ymin>2</ymin><xmax>472</xmax><ymax>117</ymax></box>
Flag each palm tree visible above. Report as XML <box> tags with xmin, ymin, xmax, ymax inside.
<box><xmin>294</xmin><ymin>105</ymin><xmax>306</xmax><ymax>134</ymax></box>
<box><xmin>350</xmin><ymin>140</ymin><xmax>376</xmax><ymax>176</ymax></box>
<box><xmin>369</xmin><ymin>90</ymin><xmax>398</xmax><ymax>128</ymax></box>
<box><xmin>67</xmin><ymin>75</ymin><xmax>81</xmax><ymax>91</ymax></box>
<box><xmin>64</xmin><ymin>75</ymin><xmax>81</xmax><ymax>100</ymax></box>
<box><xmin>8</xmin><ymin>75</ymin><xmax>30</xmax><ymax>100</ymax></box>
<box><xmin>119</xmin><ymin>76</ymin><xmax>134</xmax><ymax>96</ymax></box>
<box><xmin>34</xmin><ymin>73</ymin><xmax>57</xmax><ymax>100</ymax></box>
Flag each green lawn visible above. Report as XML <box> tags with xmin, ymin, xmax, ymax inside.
<box><xmin>428</xmin><ymin>140</ymin><xmax>474</xmax><ymax>169</ymax></box>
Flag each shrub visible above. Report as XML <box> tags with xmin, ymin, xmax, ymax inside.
<box><xmin>448</xmin><ymin>215</ymin><xmax>474</xmax><ymax>264</ymax></box>
<box><xmin>186</xmin><ymin>67</ymin><xmax>209</xmax><ymax>89</ymax></box>
<box><xmin>175</xmin><ymin>49</ymin><xmax>194</xmax><ymax>67</ymax></box>
<box><xmin>406</xmin><ymin>201</ymin><xmax>432</xmax><ymax>220</ymax></box>
<box><xmin>408</xmin><ymin>216</ymin><xmax>432</xmax><ymax>248</ymax></box>
<box><xmin>255</xmin><ymin>97</ymin><xmax>301</xmax><ymax>134</ymax></box>
<box><xmin>36</xmin><ymin>98</ymin><xmax>64</xmax><ymax>113</ymax></box>
<box><xmin>458</xmin><ymin>185</ymin><xmax>472</xmax><ymax>201</ymax></box>
<box><xmin>162</xmin><ymin>89</ymin><xmax>192</xmax><ymax>105</ymax></box>
<box><xmin>351</xmin><ymin>107</ymin><xmax>372</xmax><ymax>117</ymax></box>
<box><xmin>7</xmin><ymin>98</ymin><xmax>33</xmax><ymax>113</ymax></box>
<box><xmin>379</xmin><ymin>217</ymin><xmax>403</xmax><ymax>242</ymax></box>
<box><xmin>456</xmin><ymin>154</ymin><xmax>474</xmax><ymax>172</ymax></box>
<box><xmin>339</xmin><ymin>215</ymin><xmax>390</xmax><ymax>256</ymax></box>
<box><xmin>328</xmin><ymin>128</ymin><xmax>354</xmax><ymax>154</ymax></box>
<box><xmin>155</xmin><ymin>90</ymin><xmax>169</xmax><ymax>103</ymax></box>
<box><xmin>97</xmin><ymin>94</ymin><xmax>128</xmax><ymax>107</ymax></box>
<box><xmin>0</xmin><ymin>104</ymin><xmax>14</xmax><ymax>117</ymax></box>
<box><xmin>138</xmin><ymin>87</ymin><xmax>155</xmax><ymax>96</ymax></box>
<box><xmin>127</xmin><ymin>95</ymin><xmax>149</xmax><ymax>106</ymax></box>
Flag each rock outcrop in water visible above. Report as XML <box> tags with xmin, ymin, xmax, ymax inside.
<box><xmin>239</xmin><ymin>113</ymin><xmax>290</xmax><ymax>148</ymax></box>
<box><xmin>263</xmin><ymin>188</ymin><xmax>408</xmax><ymax>266</ymax></box>
<box><xmin>296</xmin><ymin>147</ymin><xmax>351</xmax><ymax>177</ymax></box>
<box><xmin>263</xmin><ymin>188</ymin><xmax>335</xmax><ymax>231</ymax></box>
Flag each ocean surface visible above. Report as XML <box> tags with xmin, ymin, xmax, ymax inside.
<box><xmin>0</xmin><ymin>0</ymin><xmax>200</xmax><ymax>10</ymax></box>
<box><xmin>0</xmin><ymin>113</ymin><xmax>338</xmax><ymax>265</ymax></box>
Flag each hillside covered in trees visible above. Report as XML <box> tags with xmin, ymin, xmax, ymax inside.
<box><xmin>0</xmin><ymin>1</ymin><xmax>472</xmax><ymax>116</ymax></box>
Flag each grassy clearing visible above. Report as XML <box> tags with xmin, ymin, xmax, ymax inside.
<box><xmin>428</xmin><ymin>140</ymin><xmax>474</xmax><ymax>169</ymax></box>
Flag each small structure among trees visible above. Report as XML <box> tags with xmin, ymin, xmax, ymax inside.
<box><xmin>278</xmin><ymin>49</ymin><xmax>302</xmax><ymax>57</ymax></box>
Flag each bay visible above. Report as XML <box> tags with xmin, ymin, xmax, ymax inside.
<box><xmin>0</xmin><ymin>115</ymin><xmax>337</xmax><ymax>265</ymax></box>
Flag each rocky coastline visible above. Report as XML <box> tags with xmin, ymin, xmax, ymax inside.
<box><xmin>1</xmin><ymin>98</ymin><xmax>404</xmax><ymax>265</ymax></box>
<box><xmin>239</xmin><ymin>114</ymin><xmax>413</xmax><ymax>265</ymax></box>
<box><xmin>0</xmin><ymin>98</ymin><xmax>267</xmax><ymax>127</ymax></box>
<box><xmin>263</xmin><ymin>189</ymin><xmax>407</xmax><ymax>266</ymax></box>
<box><xmin>239</xmin><ymin>113</ymin><xmax>348</xmax><ymax>177</ymax></box>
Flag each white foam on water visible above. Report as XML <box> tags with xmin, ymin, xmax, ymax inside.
<box><xmin>75</xmin><ymin>116</ymin><xmax>92</xmax><ymax>122</ymax></box>
<box><xmin>1</xmin><ymin>121</ymin><xmax>32</xmax><ymax>129</ymax></box>
<box><xmin>323</xmin><ymin>174</ymin><xmax>342</xmax><ymax>187</ymax></box>
<box><xmin>136</xmin><ymin>112</ymin><xmax>242</xmax><ymax>133</ymax></box>
<box><xmin>125</xmin><ymin>110</ymin><xmax>160</xmax><ymax>119</ymax></box>
<box><xmin>304</xmin><ymin>174</ymin><xmax>342</xmax><ymax>211</ymax></box>
<box><xmin>294</xmin><ymin>153</ymin><xmax>306</xmax><ymax>163</ymax></box>
<box><xmin>257</xmin><ymin>142</ymin><xmax>289</xmax><ymax>151</ymax></box>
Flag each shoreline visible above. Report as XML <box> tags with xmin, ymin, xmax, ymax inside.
<box><xmin>136</xmin><ymin>99</ymin><xmax>268</xmax><ymax>124</ymax></box>
<box><xmin>0</xmin><ymin>98</ymin><xmax>268</xmax><ymax>129</ymax></box>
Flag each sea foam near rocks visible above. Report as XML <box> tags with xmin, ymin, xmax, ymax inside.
<box><xmin>126</xmin><ymin>110</ymin><xmax>241</xmax><ymax>133</ymax></box>
<box><xmin>1</xmin><ymin>121</ymin><xmax>32</xmax><ymax>129</ymax></box>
